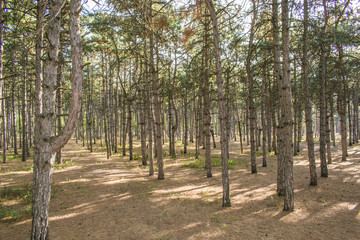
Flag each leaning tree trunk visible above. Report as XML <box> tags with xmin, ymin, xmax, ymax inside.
<box><xmin>205</xmin><ymin>0</ymin><xmax>230</xmax><ymax>207</ymax></box>
<box><xmin>31</xmin><ymin>0</ymin><xmax>83</xmax><ymax>238</ymax></box>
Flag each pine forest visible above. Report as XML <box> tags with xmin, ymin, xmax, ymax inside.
<box><xmin>0</xmin><ymin>0</ymin><xmax>359</xmax><ymax>239</ymax></box>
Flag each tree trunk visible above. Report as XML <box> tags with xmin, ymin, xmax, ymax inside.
<box><xmin>32</xmin><ymin>0</ymin><xmax>83</xmax><ymax>238</ymax></box>
<box><xmin>149</xmin><ymin>1</ymin><xmax>164</xmax><ymax>180</ymax></box>
<box><xmin>273</xmin><ymin>0</ymin><xmax>285</xmax><ymax>195</ymax></box>
<box><xmin>0</xmin><ymin>0</ymin><xmax>5</xmax><ymax>163</ymax></box>
<box><xmin>22</xmin><ymin>35</ymin><xmax>28</xmax><ymax>162</ymax></box>
<box><xmin>279</xmin><ymin>0</ymin><xmax>294</xmax><ymax>211</ymax></box>
<box><xmin>205</xmin><ymin>0</ymin><xmax>230</xmax><ymax>207</ymax></box>
<box><xmin>319</xmin><ymin>0</ymin><xmax>328</xmax><ymax>178</ymax></box>
<box><xmin>56</xmin><ymin>49</ymin><xmax>63</xmax><ymax>164</ymax></box>
<box><xmin>261</xmin><ymin>68</ymin><xmax>267</xmax><ymax>167</ymax></box>
<box><xmin>128</xmin><ymin>101</ymin><xmax>133</xmax><ymax>160</ymax></box>
<box><xmin>330</xmin><ymin>97</ymin><xmax>336</xmax><ymax>147</ymax></box>
<box><xmin>247</xmin><ymin>0</ymin><xmax>257</xmax><ymax>174</ymax></box>
<box><xmin>203</xmin><ymin>10</ymin><xmax>212</xmax><ymax>177</ymax></box>
<box><xmin>302</xmin><ymin>4</ymin><xmax>318</xmax><ymax>183</ymax></box>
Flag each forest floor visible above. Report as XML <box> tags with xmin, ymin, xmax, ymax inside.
<box><xmin>0</xmin><ymin>138</ymin><xmax>359</xmax><ymax>240</ymax></box>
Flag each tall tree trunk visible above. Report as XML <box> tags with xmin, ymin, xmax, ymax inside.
<box><xmin>326</xmin><ymin>101</ymin><xmax>332</xmax><ymax>164</ymax></box>
<box><xmin>149</xmin><ymin>0</ymin><xmax>164</xmax><ymax>179</ymax></box>
<box><xmin>273</xmin><ymin>0</ymin><xmax>285</xmax><ymax>195</ymax></box>
<box><xmin>22</xmin><ymin>35</ymin><xmax>28</xmax><ymax>162</ymax></box>
<box><xmin>203</xmin><ymin>10</ymin><xmax>212</xmax><ymax>177</ymax></box>
<box><xmin>0</xmin><ymin>0</ymin><xmax>5</xmax><ymax>163</ymax></box>
<box><xmin>330</xmin><ymin>97</ymin><xmax>336</xmax><ymax>147</ymax></box>
<box><xmin>348</xmin><ymin>97</ymin><xmax>352</xmax><ymax>146</ymax></box>
<box><xmin>205</xmin><ymin>0</ymin><xmax>230</xmax><ymax>207</ymax></box>
<box><xmin>56</xmin><ymin>50</ymin><xmax>63</xmax><ymax>164</ymax></box>
<box><xmin>293</xmin><ymin>60</ymin><xmax>298</xmax><ymax>156</ymax></box>
<box><xmin>128</xmin><ymin>101</ymin><xmax>133</xmax><ymax>160</ymax></box>
<box><xmin>319</xmin><ymin>0</ymin><xmax>329</xmax><ymax>178</ymax></box>
<box><xmin>12</xmin><ymin>79</ymin><xmax>17</xmax><ymax>155</ymax></box>
<box><xmin>279</xmin><ymin>0</ymin><xmax>294</xmax><ymax>211</ymax></box>
<box><xmin>183</xmin><ymin>76</ymin><xmax>188</xmax><ymax>154</ymax></box>
<box><xmin>261</xmin><ymin>67</ymin><xmax>267</xmax><ymax>167</ymax></box>
<box><xmin>32</xmin><ymin>0</ymin><xmax>83</xmax><ymax>238</ymax></box>
<box><xmin>353</xmin><ymin>82</ymin><xmax>359</xmax><ymax>143</ymax></box>
<box><xmin>247</xmin><ymin>0</ymin><xmax>257</xmax><ymax>174</ymax></box>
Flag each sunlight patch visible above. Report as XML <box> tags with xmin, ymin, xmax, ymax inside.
<box><xmin>280</xmin><ymin>208</ymin><xmax>310</xmax><ymax>223</ymax></box>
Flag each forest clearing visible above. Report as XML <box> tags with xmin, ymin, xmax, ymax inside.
<box><xmin>1</xmin><ymin>138</ymin><xmax>359</xmax><ymax>240</ymax></box>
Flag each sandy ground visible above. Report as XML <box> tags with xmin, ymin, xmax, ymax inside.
<box><xmin>0</xmin><ymin>138</ymin><xmax>359</xmax><ymax>240</ymax></box>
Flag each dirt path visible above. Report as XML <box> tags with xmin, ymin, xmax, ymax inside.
<box><xmin>1</xmin><ymin>139</ymin><xmax>359</xmax><ymax>239</ymax></box>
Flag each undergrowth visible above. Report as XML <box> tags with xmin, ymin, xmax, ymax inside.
<box><xmin>182</xmin><ymin>155</ymin><xmax>240</xmax><ymax>169</ymax></box>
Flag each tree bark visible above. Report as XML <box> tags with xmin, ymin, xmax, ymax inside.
<box><xmin>205</xmin><ymin>0</ymin><xmax>230</xmax><ymax>207</ymax></box>
<box><xmin>279</xmin><ymin>0</ymin><xmax>294</xmax><ymax>211</ymax></box>
<box><xmin>203</xmin><ymin>8</ymin><xmax>212</xmax><ymax>177</ymax></box>
<box><xmin>0</xmin><ymin>0</ymin><xmax>5</xmax><ymax>163</ymax></box>
<box><xmin>319</xmin><ymin>0</ymin><xmax>329</xmax><ymax>178</ymax></box>
<box><xmin>247</xmin><ymin>0</ymin><xmax>257</xmax><ymax>174</ymax></box>
<box><xmin>273</xmin><ymin>0</ymin><xmax>285</xmax><ymax>195</ymax></box>
<box><xmin>149</xmin><ymin>0</ymin><xmax>164</xmax><ymax>179</ymax></box>
<box><xmin>302</xmin><ymin>0</ymin><xmax>317</xmax><ymax>187</ymax></box>
<box><xmin>32</xmin><ymin>0</ymin><xmax>83</xmax><ymax>238</ymax></box>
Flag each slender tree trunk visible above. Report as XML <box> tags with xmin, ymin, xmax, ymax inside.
<box><xmin>12</xmin><ymin>80</ymin><xmax>17</xmax><ymax>155</ymax></box>
<box><xmin>205</xmin><ymin>0</ymin><xmax>230</xmax><ymax>207</ymax></box>
<box><xmin>128</xmin><ymin>101</ymin><xmax>133</xmax><ymax>160</ymax></box>
<box><xmin>326</xmin><ymin>102</ymin><xmax>332</xmax><ymax>164</ymax></box>
<box><xmin>261</xmin><ymin>68</ymin><xmax>267</xmax><ymax>167</ymax></box>
<box><xmin>293</xmin><ymin>60</ymin><xmax>298</xmax><ymax>156</ymax></box>
<box><xmin>56</xmin><ymin>50</ymin><xmax>63</xmax><ymax>164</ymax></box>
<box><xmin>203</xmin><ymin>9</ymin><xmax>212</xmax><ymax>177</ymax></box>
<box><xmin>319</xmin><ymin>0</ymin><xmax>328</xmax><ymax>178</ymax></box>
<box><xmin>348</xmin><ymin>97</ymin><xmax>352</xmax><ymax>146</ymax></box>
<box><xmin>273</xmin><ymin>0</ymin><xmax>285</xmax><ymax>195</ymax></box>
<box><xmin>247</xmin><ymin>0</ymin><xmax>257</xmax><ymax>174</ymax></box>
<box><xmin>149</xmin><ymin>1</ymin><xmax>164</xmax><ymax>180</ymax></box>
<box><xmin>279</xmin><ymin>0</ymin><xmax>294</xmax><ymax>211</ymax></box>
<box><xmin>353</xmin><ymin>82</ymin><xmax>359</xmax><ymax>143</ymax></box>
<box><xmin>22</xmin><ymin>35</ymin><xmax>28</xmax><ymax>162</ymax></box>
<box><xmin>0</xmin><ymin>0</ymin><xmax>5</xmax><ymax>163</ymax></box>
<box><xmin>330</xmin><ymin>97</ymin><xmax>336</xmax><ymax>146</ymax></box>
<box><xmin>184</xmin><ymin>77</ymin><xmax>188</xmax><ymax>154</ymax></box>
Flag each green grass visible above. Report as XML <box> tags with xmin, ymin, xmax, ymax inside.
<box><xmin>0</xmin><ymin>185</ymin><xmax>34</xmax><ymax>221</ymax></box>
<box><xmin>267</xmin><ymin>194</ymin><xmax>280</xmax><ymax>207</ymax></box>
<box><xmin>182</xmin><ymin>155</ymin><xmax>239</xmax><ymax>169</ymax></box>
<box><xmin>54</xmin><ymin>159</ymin><xmax>75</xmax><ymax>170</ymax></box>
<box><xmin>0</xmin><ymin>185</ymin><xmax>32</xmax><ymax>203</ymax></box>
<box><xmin>0</xmin><ymin>205</ymin><xmax>18</xmax><ymax>219</ymax></box>
<box><xmin>133</xmin><ymin>154</ymin><xmax>141</xmax><ymax>160</ymax></box>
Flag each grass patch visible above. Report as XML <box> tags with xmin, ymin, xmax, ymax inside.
<box><xmin>267</xmin><ymin>194</ymin><xmax>280</xmax><ymax>207</ymax></box>
<box><xmin>133</xmin><ymin>154</ymin><xmax>141</xmax><ymax>160</ymax></box>
<box><xmin>54</xmin><ymin>159</ymin><xmax>75</xmax><ymax>170</ymax></box>
<box><xmin>0</xmin><ymin>185</ymin><xmax>32</xmax><ymax>203</ymax></box>
<box><xmin>0</xmin><ymin>205</ymin><xmax>18</xmax><ymax>220</ymax></box>
<box><xmin>182</xmin><ymin>155</ymin><xmax>239</xmax><ymax>169</ymax></box>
